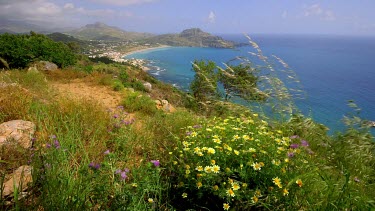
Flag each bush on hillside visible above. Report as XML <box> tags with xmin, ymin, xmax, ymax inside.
<box><xmin>0</xmin><ymin>32</ymin><xmax>77</xmax><ymax>68</ymax></box>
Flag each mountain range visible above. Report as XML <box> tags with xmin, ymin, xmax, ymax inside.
<box><xmin>0</xmin><ymin>21</ymin><xmax>235</xmax><ymax>48</ymax></box>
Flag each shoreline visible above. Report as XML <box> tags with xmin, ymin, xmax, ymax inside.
<box><xmin>122</xmin><ymin>45</ymin><xmax>172</xmax><ymax>72</ymax></box>
<box><xmin>122</xmin><ymin>45</ymin><xmax>172</xmax><ymax>58</ymax></box>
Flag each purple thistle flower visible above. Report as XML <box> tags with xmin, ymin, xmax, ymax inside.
<box><xmin>124</xmin><ymin>168</ymin><xmax>130</xmax><ymax>173</ymax></box>
<box><xmin>115</xmin><ymin>169</ymin><xmax>122</xmax><ymax>174</ymax></box>
<box><xmin>150</xmin><ymin>160</ymin><xmax>160</xmax><ymax>167</ymax></box>
<box><xmin>95</xmin><ymin>163</ymin><xmax>101</xmax><ymax>169</ymax></box>
<box><xmin>113</xmin><ymin>114</ymin><xmax>119</xmax><ymax>119</ymax></box>
<box><xmin>301</xmin><ymin>140</ymin><xmax>309</xmax><ymax>147</ymax></box>
<box><xmin>54</xmin><ymin>140</ymin><xmax>61</xmax><ymax>149</ymax></box>
<box><xmin>46</xmin><ymin>143</ymin><xmax>51</xmax><ymax>148</ymax></box>
<box><xmin>290</xmin><ymin>143</ymin><xmax>299</xmax><ymax>149</ymax></box>
<box><xmin>117</xmin><ymin>105</ymin><xmax>124</xmax><ymax>110</ymax></box>
<box><xmin>287</xmin><ymin>152</ymin><xmax>295</xmax><ymax>157</ymax></box>
<box><xmin>89</xmin><ymin>162</ymin><xmax>101</xmax><ymax>170</ymax></box>
<box><xmin>120</xmin><ymin>171</ymin><xmax>127</xmax><ymax>180</ymax></box>
<box><xmin>104</xmin><ymin>150</ymin><xmax>110</xmax><ymax>155</ymax></box>
<box><xmin>193</xmin><ymin>125</ymin><xmax>202</xmax><ymax>128</ymax></box>
<box><xmin>290</xmin><ymin>135</ymin><xmax>299</xmax><ymax>139</ymax></box>
<box><xmin>186</xmin><ymin>131</ymin><xmax>192</xmax><ymax>136</ymax></box>
<box><xmin>49</xmin><ymin>135</ymin><xmax>56</xmax><ymax>139</ymax></box>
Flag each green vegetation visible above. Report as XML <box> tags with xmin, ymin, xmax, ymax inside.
<box><xmin>0</xmin><ymin>32</ymin><xmax>77</xmax><ymax>69</ymax></box>
<box><xmin>66</xmin><ymin>22</ymin><xmax>153</xmax><ymax>41</ymax></box>
<box><xmin>142</xmin><ymin>28</ymin><xmax>235</xmax><ymax>48</ymax></box>
<box><xmin>0</xmin><ymin>36</ymin><xmax>374</xmax><ymax>210</ymax></box>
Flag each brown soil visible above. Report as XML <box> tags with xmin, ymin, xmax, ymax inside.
<box><xmin>51</xmin><ymin>79</ymin><xmax>123</xmax><ymax>110</ymax></box>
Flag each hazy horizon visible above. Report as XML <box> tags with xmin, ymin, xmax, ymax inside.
<box><xmin>1</xmin><ymin>0</ymin><xmax>375</xmax><ymax>36</ymax></box>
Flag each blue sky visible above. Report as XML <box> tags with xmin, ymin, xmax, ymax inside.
<box><xmin>1</xmin><ymin>0</ymin><xmax>375</xmax><ymax>35</ymax></box>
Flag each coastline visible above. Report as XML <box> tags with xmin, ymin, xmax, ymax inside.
<box><xmin>122</xmin><ymin>45</ymin><xmax>172</xmax><ymax>58</ymax></box>
<box><xmin>122</xmin><ymin>45</ymin><xmax>172</xmax><ymax>71</ymax></box>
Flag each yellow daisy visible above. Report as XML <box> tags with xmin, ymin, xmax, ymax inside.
<box><xmin>207</xmin><ymin>148</ymin><xmax>215</xmax><ymax>154</ymax></box>
<box><xmin>182</xmin><ymin>193</ymin><xmax>188</xmax><ymax>198</ymax></box>
<box><xmin>195</xmin><ymin>166</ymin><xmax>203</xmax><ymax>171</ymax></box>
<box><xmin>252</xmin><ymin>195</ymin><xmax>259</xmax><ymax>203</ymax></box>
<box><xmin>212</xmin><ymin>165</ymin><xmax>220</xmax><ymax>173</ymax></box>
<box><xmin>283</xmin><ymin>188</ymin><xmax>289</xmax><ymax>196</ymax></box>
<box><xmin>296</xmin><ymin>179</ymin><xmax>303</xmax><ymax>187</ymax></box>
<box><xmin>196</xmin><ymin>181</ymin><xmax>202</xmax><ymax>189</ymax></box>
<box><xmin>226</xmin><ymin>189</ymin><xmax>235</xmax><ymax>197</ymax></box>
<box><xmin>223</xmin><ymin>203</ymin><xmax>230</xmax><ymax>210</ymax></box>
<box><xmin>204</xmin><ymin>166</ymin><xmax>213</xmax><ymax>173</ymax></box>
<box><xmin>252</xmin><ymin>162</ymin><xmax>262</xmax><ymax>171</ymax></box>
<box><xmin>232</xmin><ymin>183</ymin><xmax>240</xmax><ymax>191</ymax></box>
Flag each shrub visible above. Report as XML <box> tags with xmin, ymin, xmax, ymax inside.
<box><xmin>167</xmin><ymin>115</ymin><xmax>317</xmax><ymax>210</ymax></box>
<box><xmin>122</xmin><ymin>92</ymin><xmax>157</xmax><ymax>115</ymax></box>
<box><xmin>112</xmin><ymin>80</ymin><xmax>124</xmax><ymax>91</ymax></box>
<box><xmin>0</xmin><ymin>32</ymin><xmax>77</xmax><ymax>68</ymax></box>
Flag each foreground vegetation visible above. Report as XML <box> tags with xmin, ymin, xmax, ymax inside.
<box><xmin>0</xmin><ymin>34</ymin><xmax>374</xmax><ymax>210</ymax></box>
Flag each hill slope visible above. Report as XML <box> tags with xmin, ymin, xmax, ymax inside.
<box><xmin>143</xmin><ymin>28</ymin><xmax>235</xmax><ymax>48</ymax></box>
<box><xmin>66</xmin><ymin>22</ymin><xmax>153</xmax><ymax>41</ymax></box>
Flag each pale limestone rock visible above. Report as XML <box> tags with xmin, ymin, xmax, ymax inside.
<box><xmin>143</xmin><ymin>82</ymin><xmax>152</xmax><ymax>92</ymax></box>
<box><xmin>0</xmin><ymin>120</ymin><xmax>36</xmax><ymax>149</ymax></box>
<box><xmin>2</xmin><ymin>165</ymin><xmax>33</xmax><ymax>197</ymax></box>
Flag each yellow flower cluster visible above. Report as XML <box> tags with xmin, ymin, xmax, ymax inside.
<box><xmin>172</xmin><ymin>115</ymin><xmax>305</xmax><ymax>208</ymax></box>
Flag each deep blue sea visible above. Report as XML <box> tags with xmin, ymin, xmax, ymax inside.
<box><xmin>125</xmin><ymin>34</ymin><xmax>375</xmax><ymax>134</ymax></box>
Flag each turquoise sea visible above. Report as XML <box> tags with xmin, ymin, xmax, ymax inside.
<box><xmin>125</xmin><ymin>34</ymin><xmax>375</xmax><ymax>134</ymax></box>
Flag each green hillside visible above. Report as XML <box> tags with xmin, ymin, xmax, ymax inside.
<box><xmin>143</xmin><ymin>28</ymin><xmax>235</xmax><ymax>48</ymax></box>
<box><xmin>66</xmin><ymin>22</ymin><xmax>153</xmax><ymax>41</ymax></box>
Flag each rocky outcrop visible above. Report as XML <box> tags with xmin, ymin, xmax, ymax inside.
<box><xmin>2</xmin><ymin>165</ymin><xmax>33</xmax><ymax>198</ymax></box>
<box><xmin>0</xmin><ymin>120</ymin><xmax>36</xmax><ymax>149</ymax></box>
<box><xmin>31</xmin><ymin>61</ymin><xmax>58</xmax><ymax>72</ymax></box>
<box><xmin>155</xmin><ymin>99</ymin><xmax>176</xmax><ymax>113</ymax></box>
<box><xmin>143</xmin><ymin>82</ymin><xmax>152</xmax><ymax>92</ymax></box>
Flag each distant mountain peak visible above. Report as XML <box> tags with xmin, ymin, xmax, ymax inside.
<box><xmin>85</xmin><ymin>22</ymin><xmax>109</xmax><ymax>28</ymax></box>
<box><xmin>145</xmin><ymin>28</ymin><xmax>235</xmax><ymax>48</ymax></box>
<box><xmin>67</xmin><ymin>22</ymin><xmax>153</xmax><ymax>41</ymax></box>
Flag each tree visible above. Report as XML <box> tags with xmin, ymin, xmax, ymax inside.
<box><xmin>0</xmin><ymin>32</ymin><xmax>77</xmax><ymax>69</ymax></box>
<box><xmin>219</xmin><ymin>64</ymin><xmax>266</xmax><ymax>101</ymax></box>
<box><xmin>190</xmin><ymin>60</ymin><xmax>219</xmax><ymax>102</ymax></box>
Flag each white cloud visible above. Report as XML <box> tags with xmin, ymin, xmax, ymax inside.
<box><xmin>208</xmin><ymin>11</ymin><xmax>216</xmax><ymax>23</ymax></box>
<box><xmin>63</xmin><ymin>3</ymin><xmax>75</xmax><ymax>10</ymax></box>
<box><xmin>303</xmin><ymin>4</ymin><xmax>336</xmax><ymax>21</ymax></box>
<box><xmin>282</xmin><ymin>10</ymin><xmax>288</xmax><ymax>19</ymax></box>
<box><xmin>89</xmin><ymin>0</ymin><xmax>157</xmax><ymax>6</ymax></box>
<box><xmin>0</xmin><ymin>0</ymin><xmax>133</xmax><ymax>28</ymax></box>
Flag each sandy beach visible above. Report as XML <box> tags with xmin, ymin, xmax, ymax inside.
<box><xmin>122</xmin><ymin>45</ymin><xmax>172</xmax><ymax>58</ymax></box>
<box><xmin>122</xmin><ymin>45</ymin><xmax>172</xmax><ymax>71</ymax></box>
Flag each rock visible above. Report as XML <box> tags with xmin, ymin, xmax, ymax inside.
<box><xmin>35</xmin><ymin>61</ymin><xmax>58</xmax><ymax>71</ymax></box>
<box><xmin>163</xmin><ymin>103</ymin><xmax>176</xmax><ymax>113</ymax></box>
<box><xmin>143</xmin><ymin>82</ymin><xmax>152</xmax><ymax>92</ymax></box>
<box><xmin>0</xmin><ymin>120</ymin><xmax>36</xmax><ymax>149</ymax></box>
<box><xmin>161</xmin><ymin>100</ymin><xmax>169</xmax><ymax>106</ymax></box>
<box><xmin>126</xmin><ymin>88</ymin><xmax>135</xmax><ymax>93</ymax></box>
<box><xmin>155</xmin><ymin>100</ymin><xmax>162</xmax><ymax>109</ymax></box>
<box><xmin>27</xmin><ymin>66</ymin><xmax>38</xmax><ymax>72</ymax></box>
<box><xmin>2</xmin><ymin>165</ymin><xmax>33</xmax><ymax>197</ymax></box>
<box><xmin>0</xmin><ymin>82</ymin><xmax>18</xmax><ymax>88</ymax></box>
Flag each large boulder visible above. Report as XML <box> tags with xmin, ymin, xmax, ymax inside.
<box><xmin>35</xmin><ymin>61</ymin><xmax>58</xmax><ymax>71</ymax></box>
<box><xmin>0</xmin><ymin>120</ymin><xmax>36</xmax><ymax>149</ymax></box>
<box><xmin>161</xmin><ymin>100</ymin><xmax>176</xmax><ymax>113</ymax></box>
<box><xmin>2</xmin><ymin>165</ymin><xmax>33</xmax><ymax>198</ymax></box>
<box><xmin>143</xmin><ymin>82</ymin><xmax>152</xmax><ymax>92</ymax></box>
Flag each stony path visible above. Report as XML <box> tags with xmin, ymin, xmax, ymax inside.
<box><xmin>51</xmin><ymin>79</ymin><xmax>123</xmax><ymax>109</ymax></box>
